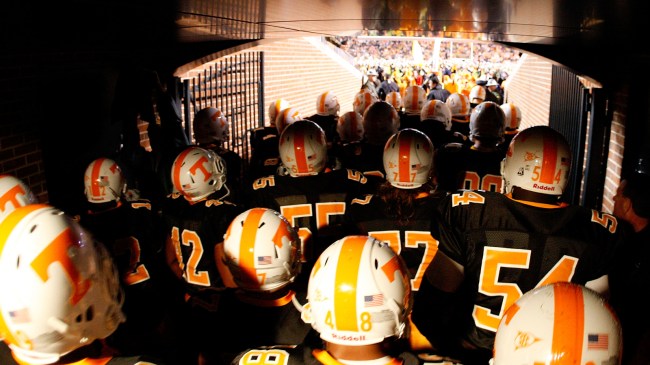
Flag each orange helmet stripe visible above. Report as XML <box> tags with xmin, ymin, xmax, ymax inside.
<box><xmin>172</xmin><ymin>148</ymin><xmax>193</xmax><ymax>192</ymax></box>
<box><xmin>334</xmin><ymin>236</ymin><xmax>366</xmax><ymax>331</ymax></box>
<box><xmin>294</xmin><ymin>130</ymin><xmax>308</xmax><ymax>173</ymax></box>
<box><xmin>410</xmin><ymin>86</ymin><xmax>419</xmax><ymax>111</ymax></box>
<box><xmin>399</xmin><ymin>133</ymin><xmax>412</xmax><ymax>183</ymax></box>
<box><xmin>90</xmin><ymin>157</ymin><xmax>107</xmax><ymax>198</ymax></box>
<box><xmin>552</xmin><ymin>283</ymin><xmax>584</xmax><ymax>364</ymax></box>
<box><xmin>318</xmin><ymin>92</ymin><xmax>328</xmax><ymax>113</ymax></box>
<box><xmin>240</xmin><ymin>208</ymin><xmax>265</xmax><ymax>287</ymax></box>
<box><xmin>540</xmin><ymin>135</ymin><xmax>558</xmax><ymax>184</ymax></box>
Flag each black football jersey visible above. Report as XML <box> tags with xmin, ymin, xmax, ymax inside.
<box><xmin>435</xmin><ymin>143</ymin><xmax>505</xmax><ymax>192</ymax></box>
<box><xmin>429</xmin><ymin>189</ymin><xmax>624</xmax><ymax>351</ymax></box>
<box><xmin>231</xmin><ymin>345</ymin><xmax>410</xmax><ymax>365</ymax></box>
<box><xmin>337</xmin><ymin>142</ymin><xmax>385</xmax><ymax>179</ymax></box>
<box><xmin>249</xmin><ymin>126</ymin><xmax>281</xmax><ymax>180</ymax></box>
<box><xmin>161</xmin><ymin>193</ymin><xmax>243</xmax><ymax>295</ymax></box>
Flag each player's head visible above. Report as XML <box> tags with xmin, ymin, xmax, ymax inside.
<box><xmin>500</xmin><ymin>102</ymin><xmax>522</xmax><ymax>133</ymax></box>
<box><xmin>445</xmin><ymin>92</ymin><xmax>471</xmax><ymax>122</ymax></box>
<box><xmin>469</xmin><ymin>101</ymin><xmax>505</xmax><ymax>144</ymax></box>
<box><xmin>192</xmin><ymin>106</ymin><xmax>229</xmax><ymax>144</ymax></box>
<box><xmin>469</xmin><ymin>85</ymin><xmax>486</xmax><ymax>106</ymax></box>
<box><xmin>353</xmin><ymin>89</ymin><xmax>378</xmax><ymax>115</ymax></box>
<box><xmin>0</xmin><ymin>204</ymin><xmax>125</xmax><ymax>364</ymax></box>
<box><xmin>501</xmin><ymin>126</ymin><xmax>571</xmax><ymax>199</ymax></box>
<box><xmin>403</xmin><ymin>85</ymin><xmax>427</xmax><ymax>115</ymax></box>
<box><xmin>268</xmin><ymin>98</ymin><xmax>290</xmax><ymax>125</ymax></box>
<box><xmin>337</xmin><ymin>111</ymin><xmax>364</xmax><ymax>143</ymax></box>
<box><xmin>300</xmin><ymin>235</ymin><xmax>411</xmax><ymax>346</ymax></box>
<box><xmin>171</xmin><ymin>146</ymin><xmax>227</xmax><ymax>201</ymax></box>
<box><xmin>279</xmin><ymin>119</ymin><xmax>328</xmax><ymax>177</ymax></box>
<box><xmin>362</xmin><ymin>101</ymin><xmax>400</xmax><ymax>145</ymax></box>
<box><xmin>275</xmin><ymin>107</ymin><xmax>303</xmax><ymax>134</ymax></box>
<box><xmin>385</xmin><ymin>91</ymin><xmax>402</xmax><ymax>111</ymax></box>
<box><xmin>316</xmin><ymin>91</ymin><xmax>340</xmax><ymax>116</ymax></box>
<box><xmin>492</xmin><ymin>282</ymin><xmax>622</xmax><ymax>365</ymax></box>
<box><xmin>0</xmin><ymin>175</ymin><xmax>38</xmax><ymax>223</ymax></box>
<box><xmin>420</xmin><ymin>99</ymin><xmax>452</xmax><ymax>131</ymax></box>
<box><xmin>223</xmin><ymin>207</ymin><xmax>301</xmax><ymax>292</ymax></box>
<box><xmin>383</xmin><ymin>129</ymin><xmax>434</xmax><ymax>189</ymax></box>
<box><xmin>83</xmin><ymin>158</ymin><xmax>126</xmax><ymax>204</ymax></box>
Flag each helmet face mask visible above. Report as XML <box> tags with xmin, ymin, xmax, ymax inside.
<box><xmin>171</xmin><ymin>146</ymin><xmax>227</xmax><ymax>201</ymax></box>
<box><xmin>501</xmin><ymin>126</ymin><xmax>571</xmax><ymax>197</ymax></box>
<box><xmin>279</xmin><ymin>120</ymin><xmax>328</xmax><ymax>176</ymax></box>
<box><xmin>223</xmin><ymin>208</ymin><xmax>301</xmax><ymax>292</ymax></box>
<box><xmin>301</xmin><ymin>235</ymin><xmax>411</xmax><ymax>346</ymax></box>
<box><xmin>493</xmin><ymin>283</ymin><xmax>622</xmax><ymax>365</ymax></box>
<box><xmin>193</xmin><ymin>107</ymin><xmax>230</xmax><ymax>144</ymax></box>
<box><xmin>0</xmin><ymin>205</ymin><xmax>125</xmax><ymax>364</ymax></box>
<box><xmin>84</xmin><ymin>158</ymin><xmax>126</xmax><ymax>204</ymax></box>
<box><xmin>383</xmin><ymin>129</ymin><xmax>434</xmax><ymax>189</ymax></box>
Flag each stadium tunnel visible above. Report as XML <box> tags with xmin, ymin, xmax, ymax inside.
<box><xmin>1</xmin><ymin>0</ymin><xmax>649</xmax><ymax>214</ymax></box>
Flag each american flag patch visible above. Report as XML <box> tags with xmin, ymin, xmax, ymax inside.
<box><xmin>364</xmin><ymin>294</ymin><xmax>384</xmax><ymax>307</ymax></box>
<box><xmin>258</xmin><ymin>256</ymin><xmax>272</xmax><ymax>265</ymax></box>
<box><xmin>588</xmin><ymin>334</ymin><xmax>608</xmax><ymax>350</ymax></box>
<box><xmin>9</xmin><ymin>308</ymin><xmax>31</xmax><ymax>324</ymax></box>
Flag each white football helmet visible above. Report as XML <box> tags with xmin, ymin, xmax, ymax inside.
<box><xmin>268</xmin><ymin>98</ymin><xmax>291</xmax><ymax>125</ymax></box>
<box><xmin>0</xmin><ymin>204</ymin><xmax>125</xmax><ymax>364</ymax></box>
<box><xmin>223</xmin><ymin>207</ymin><xmax>301</xmax><ymax>292</ymax></box>
<box><xmin>316</xmin><ymin>91</ymin><xmax>340</xmax><ymax>116</ymax></box>
<box><xmin>300</xmin><ymin>235</ymin><xmax>411</xmax><ymax>346</ymax></box>
<box><xmin>83</xmin><ymin>158</ymin><xmax>126</xmax><ymax>204</ymax></box>
<box><xmin>275</xmin><ymin>107</ymin><xmax>303</xmax><ymax>134</ymax></box>
<box><xmin>493</xmin><ymin>282</ymin><xmax>622</xmax><ymax>365</ymax></box>
<box><xmin>420</xmin><ymin>99</ymin><xmax>452</xmax><ymax>131</ymax></box>
<box><xmin>469</xmin><ymin>85</ymin><xmax>486</xmax><ymax>104</ymax></box>
<box><xmin>403</xmin><ymin>85</ymin><xmax>426</xmax><ymax>114</ymax></box>
<box><xmin>363</xmin><ymin>101</ymin><xmax>400</xmax><ymax>145</ymax></box>
<box><xmin>384</xmin><ymin>128</ymin><xmax>434</xmax><ymax>189</ymax></box>
<box><xmin>501</xmin><ymin>126</ymin><xmax>571</xmax><ymax>197</ymax></box>
<box><xmin>336</xmin><ymin>111</ymin><xmax>364</xmax><ymax>143</ymax></box>
<box><xmin>279</xmin><ymin>120</ymin><xmax>328</xmax><ymax>176</ymax></box>
<box><xmin>171</xmin><ymin>146</ymin><xmax>226</xmax><ymax>201</ymax></box>
<box><xmin>469</xmin><ymin>101</ymin><xmax>505</xmax><ymax>142</ymax></box>
<box><xmin>192</xmin><ymin>107</ymin><xmax>229</xmax><ymax>144</ymax></box>
<box><xmin>385</xmin><ymin>91</ymin><xmax>402</xmax><ymax>111</ymax></box>
<box><xmin>0</xmin><ymin>175</ymin><xmax>38</xmax><ymax>223</ymax></box>
<box><xmin>445</xmin><ymin>92</ymin><xmax>471</xmax><ymax>116</ymax></box>
<box><xmin>353</xmin><ymin>89</ymin><xmax>378</xmax><ymax>115</ymax></box>
<box><xmin>500</xmin><ymin>102</ymin><xmax>522</xmax><ymax>131</ymax></box>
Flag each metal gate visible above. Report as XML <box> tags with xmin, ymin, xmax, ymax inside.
<box><xmin>181</xmin><ymin>51</ymin><xmax>265</xmax><ymax>180</ymax></box>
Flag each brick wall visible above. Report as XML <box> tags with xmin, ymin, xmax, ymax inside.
<box><xmin>501</xmin><ymin>53</ymin><xmax>552</xmax><ymax>129</ymax></box>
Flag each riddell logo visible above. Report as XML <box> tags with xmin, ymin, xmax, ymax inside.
<box><xmin>533</xmin><ymin>184</ymin><xmax>555</xmax><ymax>191</ymax></box>
<box><xmin>331</xmin><ymin>333</ymin><xmax>366</xmax><ymax>342</ymax></box>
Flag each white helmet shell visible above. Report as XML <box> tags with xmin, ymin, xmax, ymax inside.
<box><xmin>469</xmin><ymin>85</ymin><xmax>486</xmax><ymax>104</ymax></box>
<box><xmin>0</xmin><ymin>204</ymin><xmax>125</xmax><ymax>364</ymax></box>
<box><xmin>0</xmin><ymin>175</ymin><xmax>38</xmax><ymax>223</ymax></box>
<box><xmin>268</xmin><ymin>98</ymin><xmax>291</xmax><ymax>125</ymax></box>
<box><xmin>385</xmin><ymin>91</ymin><xmax>402</xmax><ymax>111</ymax></box>
<box><xmin>493</xmin><ymin>282</ymin><xmax>622</xmax><ymax>365</ymax></box>
<box><xmin>223</xmin><ymin>208</ymin><xmax>301</xmax><ymax>292</ymax></box>
<box><xmin>420</xmin><ymin>99</ymin><xmax>452</xmax><ymax>131</ymax></box>
<box><xmin>316</xmin><ymin>91</ymin><xmax>340</xmax><ymax>116</ymax></box>
<box><xmin>445</xmin><ymin>92</ymin><xmax>471</xmax><ymax>116</ymax></box>
<box><xmin>353</xmin><ymin>89</ymin><xmax>378</xmax><ymax>115</ymax></box>
<box><xmin>337</xmin><ymin>111</ymin><xmax>364</xmax><ymax>143</ymax></box>
<box><xmin>383</xmin><ymin>129</ymin><xmax>434</xmax><ymax>189</ymax></box>
<box><xmin>501</xmin><ymin>126</ymin><xmax>571</xmax><ymax>196</ymax></box>
<box><xmin>171</xmin><ymin>146</ymin><xmax>226</xmax><ymax>201</ymax></box>
<box><xmin>403</xmin><ymin>85</ymin><xmax>426</xmax><ymax>114</ymax></box>
<box><xmin>193</xmin><ymin>107</ymin><xmax>230</xmax><ymax>144</ymax></box>
<box><xmin>275</xmin><ymin>107</ymin><xmax>303</xmax><ymax>134</ymax></box>
<box><xmin>501</xmin><ymin>102</ymin><xmax>522</xmax><ymax>131</ymax></box>
<box><xmin>279</xmin><ymin>120</ymin><xmax>328</xmax><ymax>176</ymax></box>
<box><xmin>301</xmin><ymin>235</ymin><xmax>411</xmax><ymax>346</ymax></box>
<box><xmin>84</xmin><ymin>158</ymin><xmax>126</xmax><ymax>204</ymax></box>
